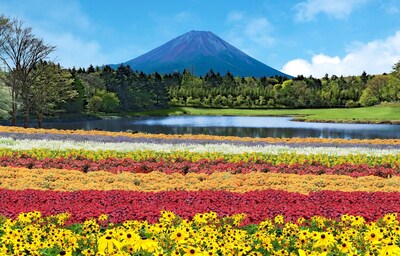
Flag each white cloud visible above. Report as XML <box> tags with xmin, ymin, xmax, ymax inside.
<box><xmin>282</xmin><ymin>59</ymin><xmax>312</xmax><ymax>76</ymax></box>
<box><xmin>295</xmin><ymin>0</ymin><xmax>369</xmax><ymax>21</ymax></box>
<box><xmin>225</xmin><ymin>11</ymin><xmax>275</xmax><ymax>57</ymax></box>
<box><xmin>281</xmin><ymin>31</ymin><xmax>400</xmax><ymax>77</ymax></box>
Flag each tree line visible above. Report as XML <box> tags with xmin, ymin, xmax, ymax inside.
<box><xmin>0</xmin><ymin>16</ymin><xmax>399</xmax><ymax>128</ymax></box>
<box><xmin>169</xmin><ymin>66</ymin><xmax>400</xmax><ymax>109</ymax></box>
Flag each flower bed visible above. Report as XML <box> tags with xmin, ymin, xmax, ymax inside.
<box><xmin>1</xmin><ymin>148</ymin><xmax>399</xmax><ymax>167</ymax></box>
<box><xmin>1</xmin><ymin>210</ymin><xmax>399</xmax><ymax>255</ymax></box>
<box><xmin>1</xmin><ymin>127</ymin><xmax>400</xmax><ymax>254</ymax></box>
<box><xmin>2</xmin><ymin>167</ymin><xmax>400</xmax><ymax>193</ymax></box>
<box><xmin>1</xmin><ymin>137</ymin><xmax>399</xmax><ymax>155</ymax></box>
<box><xmin>1</xmin><ymin>189</ymin><xmax>400</xmax><ymax>224</ymax></box>
<box><xmin>0</xmin><ymin>156</ymin><xmax>399</xmax><ymax>177</ymax></box>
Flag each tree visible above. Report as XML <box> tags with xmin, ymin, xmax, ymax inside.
<box><xmin>87</xmin><ymin>95</ymin><xmax>103</xmax><ymax>113</ymax></box>
<box><xmin>86</xmin><ymin>64</ymin><xmax>95</xmax><ymax>74</ymax></box>
<box><xmin>0</xmin><ymin>72</ymin><xmax>11</xmax><ymax>119</ymax></box>
<box><xmin>0</xmin><ymin>17</ymin><xmax>55</xmax><ymax>127</ymax></box>
<box><xmin>1</xmin><ymin>71</ymin><xmax>20</xmax><ymax>121</ymax></box>
<box><xmin>99</xmin><ymin>90</ymin><xmax>119</xmax><ymax>113</ymax></box>
<box><xmin>392</xmin><ymin>59</ymin><xmax>400</xmax><ymax>79</ymax></box>
<box><xmin>381</xmin><ymin>75</ymin><xmax>400</xmax><ymax>103</ymax></box>
<box><xmin>78</xmin><ymin>72</ymin><xmax>106</xmax><ymax>102</ymax></box>
<box><xmin>30</xmin><ymin>62</ymin><xmax>77</xmax><ymax>128</ymax></box>
<box><xmin>359</xmin><ymin>75</ymin><xmax>390</xmax><ymax>106</ymax></box>
<box><xmin>62</xmin><ymin>74</ymin><xmax>85</xmax><ymax>114</ymax></box>
<box><xmin>87</xmin><ymin>89</ymin><xmax>119</xmax><ymax>113</ymax></box>
<box><xmin>0</xmin><ymin>16</ymin><xmax>15</xmax><ymax>122</ymax></box>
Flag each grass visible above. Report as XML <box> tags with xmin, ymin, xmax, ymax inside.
<box><xmin>124</xmin><ymin>105</ymin><xmax>400</xmax><ymax>124</ymax></box>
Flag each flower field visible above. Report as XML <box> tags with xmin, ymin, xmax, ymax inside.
<box><xmin>0</xmin><ymin>126</ymin><xmax>400</xmax><ymax>255</ymax></box>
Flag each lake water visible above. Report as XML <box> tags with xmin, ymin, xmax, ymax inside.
<box><xmin>42</xmin><ymin>116</ymin><xmax>400</xmax><ymax>139</ymax></box>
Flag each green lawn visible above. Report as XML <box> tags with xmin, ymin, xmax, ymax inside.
<box><xmin>125</xmin><ymin>105</ymin><xmax>400</xmax><ymax>124</ymax></box>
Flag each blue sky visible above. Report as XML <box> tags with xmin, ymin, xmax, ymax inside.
<box><xmin>1</xmin><ymin>0</ymin><xmax>400</xmax><ymax>77</ymax></box>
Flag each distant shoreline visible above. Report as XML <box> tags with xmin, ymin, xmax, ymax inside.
<box><xmin>114</xmin><ymin>106</ymin><xmax>400</xmax><ymax>125</ymax></box>
<box><xmin>1</xmin><ymin>105</ymin><xmax>399</xmax><ymax>127</ymax></box>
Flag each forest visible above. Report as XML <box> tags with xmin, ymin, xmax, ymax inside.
<box><xmin>1</xmin><ymin>62</ymin><xmax>400</xmax><ymax>125</ymax></box>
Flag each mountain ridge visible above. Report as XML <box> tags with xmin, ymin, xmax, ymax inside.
<box><xmin>110</xmin><ymin>30</ymin><xmax>290</xmax><ymax>78</ymax></box>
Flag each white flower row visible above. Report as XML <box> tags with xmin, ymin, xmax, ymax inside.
<box><xmin>0</xmin><ymin>137</ymin><xmax>398</xmax><ymax>156</ymax></box>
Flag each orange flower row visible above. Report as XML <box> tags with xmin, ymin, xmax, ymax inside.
<box><xmin>1</xmin><ymin>167</ymin><xmax>400</xmax><ymax>194</ymax></box>
<box><xmin>1</xmin><ymin>125</ymin><xmax>399</xmax><ymax>145</ymax></box>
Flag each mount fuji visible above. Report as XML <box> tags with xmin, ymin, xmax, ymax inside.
<box><xmin>111</xmin><ymin>30</ymin><xmax>290</xmax><ymax>78</ymax></box>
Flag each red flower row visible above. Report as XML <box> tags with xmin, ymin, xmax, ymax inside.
<box><xmin>1</xmin><ymin>189</ymin><xmax>399</xmax><ymax>224</ymax></box>
<box><xmin>0</xmin><ymin>155</ymin><xmax>398</xmax><ymax>177</ymax></box>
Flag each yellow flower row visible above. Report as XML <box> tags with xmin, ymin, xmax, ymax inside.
<box><xmin>2</xmin><ymin>210</ymin><xmax>400</xmax><ymax>255</ymax></box>
<box><xmin>2</xmin><ymin>167</ymin><xmax>400</xmax><ymax>194</ymax></box>
<box><xmin>1</xmin><ymin>125</ymin><xmax>400</xmax><ymax>145</ymax></box>
<box><xmin>1</xmin><ymin>148</ymin><xmax>399</xmax><ymax>166</ymax></box>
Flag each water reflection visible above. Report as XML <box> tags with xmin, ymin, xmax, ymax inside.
<box><xmin>43</xmin><ymin>116</ymin><xmax>400</xmax><ymax>139</ymax></box>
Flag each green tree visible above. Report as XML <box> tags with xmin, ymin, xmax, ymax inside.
<box><xmin>392</xmin><ymin>60</ymin><xmax>400</xmax><ymax>79</ymax></box>
<box><xmin>381</xmin><ymin>75</ymin><xmax>400</xmax><ymax>103</ymax></box>
<box><xmin>30</xmin><ymin>62</ymin><xmax>77</xmax><ymax>128</ymax></box>
<box><xmin>0</xmin><ymin>17</ymin><xmax>55</xmax><ymax>127</ymax></box>
<box><xmin>62</xmin><ymin>75</ymin><xmax>85</xmax><ymax>114</ymax></box>
<box><xmin>359</xmin><ymin>75</ymin><xmax>390</xmax><ymax>106</ymax></box>
<box><xmin>87</xmin><ymin>90</ymin><xmax>119</xmax><ymax>113</ymax></box>
<box><xmin>99</xmin><ymin>90</ymin><xmax>119</xmax><ymax>113</ymax></box>
<box><xmin>78</xmin><ymin>72</ymin><xmax>106</xmax><ymax>103</ymax></box>
<box><xmin>87</xmin><ymin>95</ymin><xmax>103</xmax><ymax>113</ymax></box>
<box><xmin>0</xmin><ymin>73</ymin><xmax>11</xmax><ymax>119</ymax></box>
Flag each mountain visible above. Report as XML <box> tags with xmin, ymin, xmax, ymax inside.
<box><xmin>111</xmin><ymin>30</ymin><xmax>290</xmax><ymax>78</ymax></box>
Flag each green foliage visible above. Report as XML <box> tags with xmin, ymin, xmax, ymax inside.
<box><xmin>64</xmin><ymin>60</ymin><xmax>400</xmax><ymax>113</ymax></box>
<box><xmin>62</xmin><ymin>77</ymin><xmax>85</xmax><ymax>113</ymax></box>
<box><xmin>87</xmin><ymin>95</ymin><xmax>103</xmax><ymax>113</ymax></box>
<box><xmin>392</xmin><ymin>60</ymin><xmax>400</xmax><ymax>79</ymax></box>
<box><xmin>0</xmin><ymin>82</ymin><xmax>11</xmax><ymax>119</ymax></box>
<box><xmin>31</xmin><ymin>62</ymin><xmax>77</xmax><ymax>116</ymax></box>
<box><xmin>359</xmin><ymin>75</ymin><xmax>400</xmax><ymax>106</ymax></box>
<box><xmin>30</xmin><ymin>61</ymin><xmax>77</xmax><ymax>127</ymax></box>
<box><xmin>78</xmin><ymin>73</ymin><xmax>106</xmax><ymax>101</ymax></box>
<box><xmin>100</xmin><ymin>65</ymin><xmax>171</xmax><ymax>111</ymax></box>
<box><xmin>0</xmin><ymin>16</ymin><xmax>55</xmax><ymax>127</ymax></box>
<box><xmin>3</xmin><ymin>56</ymin><xmax>398</xmax><ymax>124</ymax></box>
<box><xmin>87</xmin><ymin>90</ymin><xmax>119</xmax><ymax>113</ymax></box>
<box><xmin>168</xmin><ymin>70</ymin><xmax>371</xmax><ymax>109</ymax></box>
<box><xmin>99</xmin><ymin>90</ymin><xmax>119</xmax><ymax>113</ymax></box>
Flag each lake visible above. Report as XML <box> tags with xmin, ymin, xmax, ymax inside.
<box><xmin>42</xmin><ymin>116</ymin><xmax>400</xmax><ymax>139</ymax></box>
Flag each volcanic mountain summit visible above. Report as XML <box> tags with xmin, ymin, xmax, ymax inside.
<box><xmin>113</xmin><ymin>30</ymin><xmax>290</xmax><ymax>77</ymax></box>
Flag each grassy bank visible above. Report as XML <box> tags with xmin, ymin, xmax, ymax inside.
<box><xmin>126</xmin><ymin>105</ymin><xmax>400</xmax><ymax>124</ymax></box>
